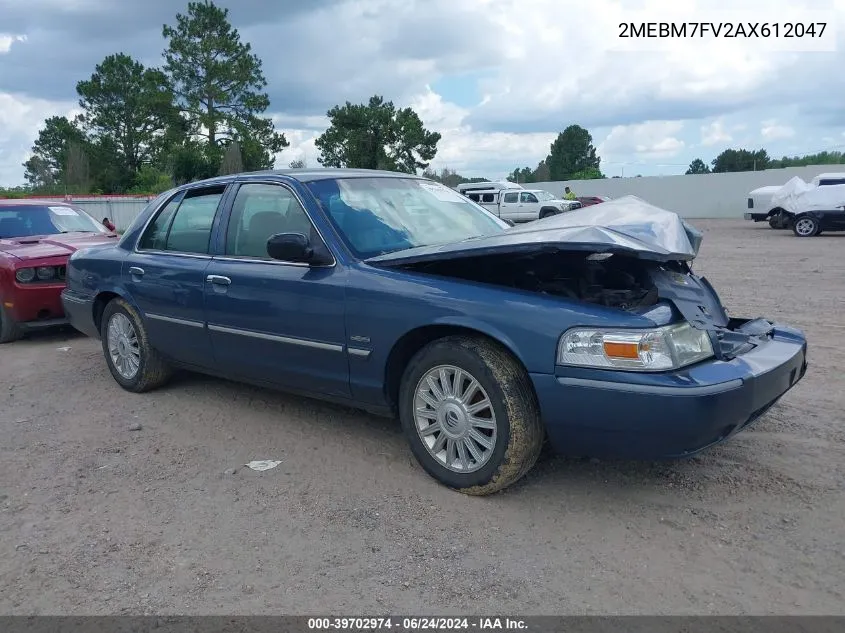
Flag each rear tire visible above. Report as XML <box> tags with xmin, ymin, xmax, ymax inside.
<box><xmin>100</xmin><ymin>298</ymin><xmax>172</xmax><ymax>392</ymax></box>
<box><xmin>398</xmin><ymin>335</ymin><xmax>544</xmax><ymax>495</ymax></box>
<box><xmin>0</xmin><ymin>304</ymin><xmax>23</xmax><ymax>344</ymax></box>
<box><xmin>792</xmin><ymin>215</ymin><xmax>819</xmax><ymax>237</ymax></box>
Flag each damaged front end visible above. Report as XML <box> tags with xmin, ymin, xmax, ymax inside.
<box><xmin>367</xmin><ymin>195</ymin><xmax>777</xmax><ymax>365</ymax></box>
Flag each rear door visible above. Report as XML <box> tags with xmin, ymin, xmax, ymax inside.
<box><xmin>122</xmin><ymin>183</ymin><xmax>229</xmax><ymax>368</ymax></box>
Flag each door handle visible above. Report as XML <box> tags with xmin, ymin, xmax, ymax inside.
<box><xmin>206</xmin><ymin>275</ymin><xmax>231</xmax><ymax>286</ymax></box>
<box><xmin>128</xmin><ymin>267</ymin><xmax>144</xmax><ymax>276</ymax></box>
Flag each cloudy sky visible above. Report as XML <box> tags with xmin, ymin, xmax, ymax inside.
<box><xmin>0</xmin><ymin>0</ymin><xmax>843</xmax><ymax>186</ymax></box>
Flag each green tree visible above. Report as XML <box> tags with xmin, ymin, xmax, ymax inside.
<box><xmin>769</xmin><ymin>151</ymin><xmax>845</xmax><ymax>168</ymax></box>
<box><xmin>22</xmin><ymin>116</ymin><xmax>89</xmax><ymax>191</ymax></box>
<box><xmin>422</xmin><ymin>167</ymin><xmax>487</xmax><ymax>187</ymax></box>
<box><xmin>76</xmin><ymin>53</ymin><xmax>178</xmax><ymax>187</ymax></box>
<box><xmin>162</xmin><ymin>0</ymin><xmax>288</xmax><ymax>174</ymax></box>
<box><xmin>685</xmin><ymin>158</ymin><xmax>710</xmax><ymax>174</ymax></box>
<box><xmin>219</xmin><ymin>140</ymin><xmax>244</xmax><ymax>175</ymax></box>
<box><xmin>533</xmin><ymin>159</ymin><xmax>550</xmax><ymax>182</ymax></box>
<box><xmin>546</xmin><ymin>125</ymin><xmax>602</xmax><ymax>181</ymax></box>
<box><xmin>289</xmin><ymin>158</ymin><xmax>306</xmax><ymax>168</ymax></box>
<box><xmin>569</xmin><ymin>167</ymin><xmax>604</xmax><ymax>180</ymax></box>
<box><xmin>128</xmin><ymin>165</ymin><xmax>174</xmax><ymax>194</ymax></box>
<box><xmin>65</xmin><ymin>141</ymin><xmax>91</xmax><ymax>191</ymax></box>
<box><xmin>315</xmin><ymin>95</ymin><xmax>441</xmax><ymax>173</ymax></box>
<box><xmin>507</xmin><ymin>167</ymin><xmax>535</xmax><ymax>184</ymax></box>
<box><xmin>711</xmin><ymin>148</ymin><xmax>770</xmax><ymax>172</ymax></box>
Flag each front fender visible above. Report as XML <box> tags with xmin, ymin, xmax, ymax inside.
<box><xmin>429</xmin><ymin>315</ymin><xmax>527</xmax><ymax>367</ymax></box>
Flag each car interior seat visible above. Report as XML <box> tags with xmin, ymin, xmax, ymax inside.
<box><xmin>242</xmin><ymin>211</ymin><xmax>289</xmax><ymax>258</ymax></box>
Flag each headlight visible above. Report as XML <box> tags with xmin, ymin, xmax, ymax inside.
<box><xmin>557</xmin><ymin>322</ymin><xmax>714</xmax><ymax>371</ymax></box>
<box><xmin>15</xmin><ymin>268</ymin><xmax>35</xmax><ymax>283</ymax></box>
<box><xmin>36</xmin><ymin>266</ymin><xmax>56</xmax><ymax>280</ymax></box>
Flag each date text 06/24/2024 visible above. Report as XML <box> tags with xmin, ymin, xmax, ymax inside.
<box><xmin>307</xmin><ymin>617</ymin><xmax>528</xmax><ymax>630</ymax></box>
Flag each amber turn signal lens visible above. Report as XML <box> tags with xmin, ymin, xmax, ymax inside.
<box><xmin>602</xmin><ymin>341</ymin><xmax>641</xmax><ymax>359</ymax></box>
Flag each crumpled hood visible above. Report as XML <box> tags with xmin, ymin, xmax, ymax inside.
<box><xmin>0</xmin><ymin>232</ymin><xmax>117</xmax><ymax>261</ymax></box>
<box><xmin>368</xmin><ymin>195</ymin><xmax>702</xmax><ymax>266</ymax></box>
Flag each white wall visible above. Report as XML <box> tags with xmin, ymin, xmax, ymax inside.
<box><xmin>65</xmin><ymin>196</ymin><xmax>153</xmax><ymax>231</ymax></box>
<box><xmin>44</xmin><ymin>164</ymin><xmax>845</xmax><ymax>228</ymax></box>
<box><xmin>527</xmin><ymin>165</ymin><xmax>840</xmax><ymax>218</ymax></box>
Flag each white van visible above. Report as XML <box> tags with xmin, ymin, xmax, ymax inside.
<box><xmin>745</xmin><ymin>172</ymin><xmax>845</xmax><ymax>229</ymax></box>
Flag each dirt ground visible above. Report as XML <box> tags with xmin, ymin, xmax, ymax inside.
<box><xmin>1</xmin><ymin>220</ymin><xmax>843</xmax><ymax>615</ymax></box>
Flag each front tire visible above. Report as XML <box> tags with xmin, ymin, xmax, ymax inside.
<box><xmin>100</xmin><ymin>298</ymin><xmax>172</xmax><ymax>392</ymax></box>
<box><xmin>792</xmin><ymin>215</ymin><xmax>819</xmax><ymax>237</ymax></box>
<box><xmin>398</xmin><ymin>335</ymin><xmax>544</xmax><ymax>495</ymax></box>
<box><xmin>0</xmin><ymin>304</ymin><xmax>23</xmax><ymax>344</ymax></box>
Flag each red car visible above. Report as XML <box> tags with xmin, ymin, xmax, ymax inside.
<box><xmin>577</xmin><ymin>196</ymin><xmax>611</xmax><ymax>207</ymax></box>
<box><xmin>0</xmin><ymin>199</ymin><xmax>118</xmax><ymax>343</ymax></box>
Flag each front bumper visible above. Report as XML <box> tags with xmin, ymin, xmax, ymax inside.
<box><xmin>60</xmin><ymin>289</ymin><xmax>99</xmax><ymax>339</ymax></box>
<box><xmin>531</xmin><ymin>323</ymin><xmax>808</xmax><ymax>459</ymax></box>
<box><xmin>744</xmin><ymin>212</ymin><xmax>769</xmax><ymax>221</ymax></box>
<box><xmin>4</xmin><ymin>282</ymin><xmax>68</xmax><ymax>328</ymax></box>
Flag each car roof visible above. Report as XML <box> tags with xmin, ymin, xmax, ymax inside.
<box><xmin>184</xmin><ymin>168</ymin><xmax>424</xmax><ymax>189</ymax></box>
<box><xmin>814</xmin><ymin>172</ymin><xmax>845</xmax><ymax>180</ymax></box>
<box><xmin>0</xmin><ymin>198</ymin><xmax>75</xmax><ymax>207</ymax></box>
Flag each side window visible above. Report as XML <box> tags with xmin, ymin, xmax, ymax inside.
<box><xmin>225</xmin><ymin>183</ymin><xmax>315</xmax><ymax>259</ymax></box>
<box><xmin>137</xmin><ymin>195</ymin><xmax>182</xmax><ymax>250</ymax></box>
<box><xmin>503</xmin><ymin>192</ymin><xmax>519</xmax><ymax>203</ymax></box>
<box><xmin>467</xmin><ymin>193</ymin><xmax>480</xmax><ymax>202</ymax></box>
<box><xmin>521</xmin><ymin>192</ymin><xmax>539</xmax><ymax>203</ymax></box>
<box><xmin>164</xmin><ymin>188</ymin><xmax>224</xmax><ymax>254</ymax></box>
<box><xmin>819</xmin><ymin>178</ymin><xmax>845</xmax><ymax>186</ymax></box>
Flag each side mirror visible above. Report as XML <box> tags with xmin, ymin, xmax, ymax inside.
<box><xmin>266</xmin><ymin>233</ymin><xmax>314</xmax><ymax>263</ymax></box>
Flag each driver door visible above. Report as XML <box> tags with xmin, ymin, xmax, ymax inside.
<box><xmin>519</xmin><ymin>192</ymin><xmax>541</xmax><ymax>221</ymax></box>
<box><xmin>203</xmin><ymin>181</ymin><xmax>350</xmax><ymax>398</ymax></box>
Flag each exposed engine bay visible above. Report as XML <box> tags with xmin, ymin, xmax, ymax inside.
<box><xmin>397</xmin><ymin>250</ymin><xmax>669</xmax><ymax>311</ymax></box>
<box><xmin>392</xmin><ymin>249</ymin><xmax>775</xmax><ymax>362</ymax></box>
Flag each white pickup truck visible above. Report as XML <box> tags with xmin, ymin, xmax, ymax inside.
<box><xmin>455</xmin><ymin>182</ymin><xmax>581</xmax><ymax>223</ymax></box>
<box><xmin>745</xmin><ymin>172</ymin><xmax>845</xmax><ymax>229</ymax></box>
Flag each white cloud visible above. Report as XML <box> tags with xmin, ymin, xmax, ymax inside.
<box><xmin>277</xmin><ymin>87</ymin><xmax>555</xmax><ymax>180</ymax></box>
<box><xmin>761</xmin><ymin>119</ymin><xmax>796</xmax><ymax>141</ymax></box>
<box><xmin>2</xmin><ymin>0</ymin><xmax>844</xmax><ymax>184</ymax></box>
<box><xmin>700</xmin><ymin>120</ymin><xmax>732</xmax><ymax>146</ymax></box>
<box><xmin>0</xmin><ymin>92</ymin><xmax>78</xmax><ymax>186</ymax></box>
<box><xmin>464</xmin><ymin>0</ymin><xmax>826</xmax><ymax>133</ymax></box>
<box><xmin>0</xmin><ymin>33</ymin><xmax>26</xmax><ymax>53</ymax></box>
<box><xmin>598</xmin><ymin>121</ymin><xmax>686</xmax><ymax>160</ymax></box>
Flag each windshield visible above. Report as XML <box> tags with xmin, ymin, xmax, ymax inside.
<box><xmin>535</xmin><ymin>191</ymin><xmax>556</xmax><ymax>201</ymax></box>
<box><xmin>305</xmin><ymin>177</ymin><xmax>508</xmax><ymax>258</ymax></box>
<box><xmin>0</xmin><ymin>204</ymin><xmax>107</xmax><ymax>238</ymax></box>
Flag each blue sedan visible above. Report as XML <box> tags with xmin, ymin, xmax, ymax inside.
<box><xmin>62</xmin><ymin>169</ymin><xmax>808</xmax><ymax>495</ymax></box>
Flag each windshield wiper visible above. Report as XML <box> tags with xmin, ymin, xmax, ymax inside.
<box><xmin>60</xmin><ymin>230</ymin><xmax>90</xmax><ymax>234</ymax></box>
